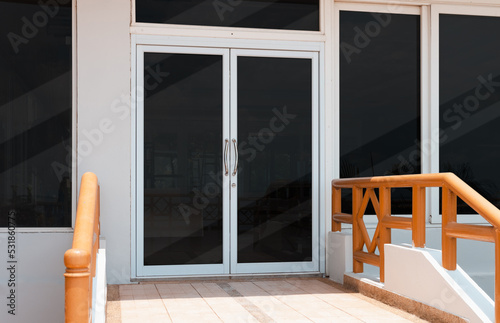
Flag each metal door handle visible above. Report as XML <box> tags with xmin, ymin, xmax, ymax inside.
<box><xmin>224</xmin><ymin>139</ymin><xmax>229</xmax><ymax>176</ymax></box>
<box><xmin>232</xmin><ymin>139</ymin><xmax>238</xmax><ymax>176</ymax></box>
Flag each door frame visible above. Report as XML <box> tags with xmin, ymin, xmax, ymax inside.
<box><xmin>135</xmin><ymin>45</ymin><xmax>231</xmax><ymax>277</ymax></box>
<box><xmin>230</xmin><ymin>49</ymin><xmax>320</xmax><ymax>274</ymax></box>
<box><xmin>131</xmin><ymin>35</ymin><xmax>325</xmax><ymax>279</ymax></box>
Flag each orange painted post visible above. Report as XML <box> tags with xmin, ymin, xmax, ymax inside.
<box><xmin>64</xmin><ymin>249</ymin><xmax>91</xmax><ymax>323</ymax></box>
<box><xmin>379</xmin><ymin>187</ymin><xmax>391</xmax><ymax>283</ymax></box>
<box><xmin>412</xmin><ymin>186</ymin><xmax>426</xmax><ymax>248</ymax></box>
<box><xmin>96</xmin><ymin>185</ymin><xmax>100</xmax><ymax>250</ymax></box>
<box><xmin>496</xmin><ymin>229</ymin><xmax>500</xmax><ymax>323</ymax></box>
<box><xmin>352</xmin><ymin>187</ymin><xmax>364</xmax><ymax>273</ymax></box>
<box><xmin>65</xmin><ymin>172</ymin><xmax>99</xmax><ymax>323</ymax></box>
<box><xmin>332</xmin><ymin>187</ymin><xmax>342</xmax><ymax>232</ymax></box>
<box><xmin>442</xmin><ymin>186</ymin><xmax>457</xmax><ymax>270</ymax></box>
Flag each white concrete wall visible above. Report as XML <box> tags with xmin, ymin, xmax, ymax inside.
<box><xmin>385</xmin><ymin>244</ymin><xmax>494</xmax><ymax>322</ymax></box>
<box><xmin>0</xmin><ymin>232</ymin><xmax>72</xmax><ymax>323</ymax></box>
<box><xmin>77</xmin><ymin>0</ymin><xmax>132</xmax><ymax>284</ymax></box>
<box><xmin>0</xmin><ymin>4</ymin><xmax>131</xmax><ymax>322</ymax></box>
<box><xmin>328</xmin><ymin>226</ymin><xmax>495</xmax><ymax>298</ymax></box>
<box><xmin>327</xmin><ymin>232</ymin><xmax>352</xmax><ymax>284</ymax></box>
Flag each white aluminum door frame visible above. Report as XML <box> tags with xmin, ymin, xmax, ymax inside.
<box><xmin>136</xmin><ymin>45</ymin><xmax>231</xmax><ymax>277</ymax></box>
<box><xmin>229</xmin><ymin>49</ymin><xmax>320</xmax><ymax>274</ymax></box>
<box><xmin>135</xmin><ymin>44</ymin><xmax>321</xmax><ymax>277</ymax></box>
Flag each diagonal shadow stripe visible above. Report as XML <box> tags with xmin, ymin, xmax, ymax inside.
<box><xmin>217</xmin><ymin>282</ymin><xmax>274</xmax><ymax>323</ymax></box>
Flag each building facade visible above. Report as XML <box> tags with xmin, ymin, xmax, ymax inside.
<box><xmin>0</xmin><ymin>0</ymin><xmax>499</xmax><ymax>321</ymax></box>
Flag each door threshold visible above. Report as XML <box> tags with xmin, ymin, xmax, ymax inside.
<box><xmin>131</xmin><ymin>272</ymin><xmax>324</xmax><ymax>283</ymax></box>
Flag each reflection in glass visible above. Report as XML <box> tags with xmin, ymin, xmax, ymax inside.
<box><xmin>0</xmin><ymin>1</ymin><xmax>72</xmax><ymax>227</ymax></box>
<box><xmin>439</xmin><ymin>14</ymin><xmax>500</xmax><ymax>213</ymax></box>
<box><xmin>339</xmin><ymin>11</ymin><xmax>420</xmax><ymax>214</ymax></box>
<box><xmin>237</xmin><ymin>57</ymin><xmax>312</xmax><ymax>263</ymax></box>
<box><xmin>143</xmin><ymin>53</ymin><xmax>223</xmax><ymax>266</ymax></box>
<box><xmin>136</xmin><ymin>0</ymin><xmax>319</xmax><ymax>31</ymax></box>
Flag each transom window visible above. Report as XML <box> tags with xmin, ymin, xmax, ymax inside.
<box><xmin>136</xmin><ymin>0</ymin><xmax>320</xmax><ymax>31</ymax></box>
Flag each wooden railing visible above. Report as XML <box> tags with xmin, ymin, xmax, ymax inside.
<box><xmin>64</xmin><ymin>172</ymin><xmax>100</xmax><ymax>323</ymax></box>
<box><xmin>332</xmin><ymin>172</ymin><xmax>500</xmax><ymax>321</ymax></box>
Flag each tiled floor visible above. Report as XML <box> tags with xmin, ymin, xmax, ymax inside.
<box><xmin>107</xmin><ymin>278</ymin><xmax>427</xmax><ymax>323</ymax></box>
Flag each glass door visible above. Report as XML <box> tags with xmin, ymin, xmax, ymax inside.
<box><xmin>230</xmin><ymin>50</ymin><xmax>319</xmax><ymax>274</ymax></box>
<box><xmin>136</xmin><ymin>46</ymin><xmax>230</xmax><ymax>276</ymax></box>
<box><xmin>136</xmin><ymin>46</ymin><xmax>318</xmax><ymax>276</ymax></box>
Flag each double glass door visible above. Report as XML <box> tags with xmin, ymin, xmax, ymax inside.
<box><xmin>136</xmin><ymin>46</ymin><xmax>318</xmax><ymax>276</ymax></box>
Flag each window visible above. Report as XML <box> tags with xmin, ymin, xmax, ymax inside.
<box><xmin>439</xmin><ymin>13</ymin><xmax>500</xmax><ymax>214</ymax></box>
<box><xmin>339</xmin><ymin>9</ymin><xmax>421</xmax><ymax>214</ymax></box>
<box><xmin>0</xmin><ymin>0</ymin><xmax>72</xmax><ymax>227</ymax></box>
<box><xmin>136</xmin><ymin>0</ymin><xmax>320</xmax><ymax>31</ymax></box>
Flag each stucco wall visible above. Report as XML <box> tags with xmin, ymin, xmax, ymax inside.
<box><xmin>0</xmin><ymin>232</ymin><xmax>72</xmax><ymax>323</ymax></box>
<box><xmin>77</xmin><ymin>0</ymin><xmax>132</xmax><ymax>284</ymax></box>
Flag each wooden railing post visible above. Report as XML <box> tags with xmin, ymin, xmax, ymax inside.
<box><xmin>64</xmin><ymin>172</ymin><xmax>99</xmax><ymax>323</ymax></box>
<box><xmin>64</xmin><ymin>249</ymin><xmax>91</xmax><ymax>323</ymax></box>
<box><xmin>332</xmin><ymin>187</ymin><xmax>342</xmax><ymax>232</ymax></box>
<box><xmin>379</xmin><ymin>187</ymin><xmax>391</xmax><ymax>283</ymax></box>
<box><xmin>442</xmin><ymin>186</ymin><xmax>457</xmax><ymax>270</ymax></box>
<box><xmin>352</xmin><ymin>186</ymin><xmax>364</xmax><ymax>273</ymax></box>
<box><xmin>412</xmin><ymin>186</ymin><xmax>426</xmax><ymax>248</ymax></box>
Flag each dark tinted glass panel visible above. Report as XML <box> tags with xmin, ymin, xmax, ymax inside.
<box><xmin>439</xmin><ymin>14</ymin><xmax>500</xmax><ymax>213</ymax></box>
<box><xmin>0</xmin><ymin>1</ymin><xmax>72</xmax><ymax>227</ymax></box>
<box><xmin>237</xmin><ymin>57</ymin><xmax>312</xmax><ymax>263</ymax></box>
<box><xmin>340</xmin><ymin>11</ymin><xmax>420</xmax><ymax>214</ymax></box>
<box><xmin>136</xmin><ymin>0</ymin><xmax>319</xmax><ymax>31</ymax></box>
<box><xmin>143</xmin><ymin>53</ymin><xmax>223</xmax><ymax>266</ymax></box>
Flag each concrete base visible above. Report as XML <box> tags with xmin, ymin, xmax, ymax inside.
<box><xmin>385</xmin><ymin>244</ymin><xmax>494</xmax><ymax>323</ymax></box>
<box><xmin>327</xmin><ymin>231</ymin><xmax>352</xmax><ymax>284</ymax></box>
<box><xmin>93</xmin><ymin>238</ymin><xmax>107</xmax><ymax>323</ymax></box>
<box><xmin>344</xmin><ymin>273</ymin><xmax>468</xmax><ymax>323</ymax></box>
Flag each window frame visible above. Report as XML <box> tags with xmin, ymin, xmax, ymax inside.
<box><xmin>430</xmin><ymin>4</ymin><xmax>500</xmax><ymax>224</ymax></box>
<box><xmin>333</xmin><ymin>2</ymin><xmax>429</xmax><ymax>225</ymax></box>
<box><xmin>334</xmin><ymin>2</ymin><xmax>500</xmax><ymax>225</ymax></box>
<box><xmin>0</xmin><ymin>0</ymin><xmax>76</xmax><ymax>233</ymax></box>
<box><xmin>131</xmin><ymin>0</ymin><xmax>327</xmax><ymax>40</ymax></box>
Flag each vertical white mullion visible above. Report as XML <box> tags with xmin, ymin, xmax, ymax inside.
<box><xmin>312</xmin><ymin>52</ymin><xmax>321</xmax><ymax>273</ymax></box>
<box><xmin>130</xmin><ymin>35</ymin><xmax>137</xmax><ymax>279</ymax></box>
<box><xmin>320</xmin><ymin>0</ymin><xmax>326</xmax><ymax>34</ymax></box>
<box><xmin>420</xmin><ymin>5</ymin><xmax>433</xmax><ymax>223</ymax></box>
<box><xmin>331</xmin><ymin>4</ymin><xmax>341</xmax><ymax>234</ymax></box>
<box><xmin>321</xmin><ymin>0</ymin><xmax>333</xmax><ymax>276</ymax></box>
<box><xmin>222</xmin><ymin>49</ymin><xmax>231</xmax><ymax>274</ymax></box>
<box><xmin>429</xmin><ymin>5</ymin><xmax>442</xmax><ymax>223</ymax></box>
<box><xmin>136</xmin><ymin>46</ymin><xmax>145</xmax><ymax>276</ymax></box>
<box><xmin>72</xmin><ymin>0</ymin><xmax>78</xmax><ymax>228</ymax></box>
<box><xmin>132</xmin><ymin>0</ymin><xmax>136</xmax><ymax>24</ymax></box>
<box><xmin>332</xmin><ymin>5</ymin><xmax>340</xmax><ymax>182</ymax></box>
<box><xmin>229</xmin><ymin>49</ymin><xmax>239</xmax><ymax>273</ymax></box>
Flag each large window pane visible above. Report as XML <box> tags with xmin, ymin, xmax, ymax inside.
<box><xmin>237</xmin><ymin>57</ymin><xmax>312</xmax><ymax>263</ymax></box>
<box><xmin>0</xmin><ymin>0</ymin><xmax>72</xmax><ymax>227</ymax></box>
<box><xmin>136</xmin><ymin>0</ymin><xmax>319</xmax><ymax>31</ymax></box>
<box><xmin>439</xmin><ymin>14</ymin><xmax>500</xmax><ymax>213</ymax></box>
<box><xmin>340</xmin><ymin>11</ymin><xmax>421</xmax><ymax>214</ymax></box>
<box><xmin>143</xmin><ymin>53</ymin><xmax>224</xmax><ymax>266</ymax></box>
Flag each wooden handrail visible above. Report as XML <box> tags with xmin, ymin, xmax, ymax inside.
<box><xmin>332</xmin><ymin>172</ymin><xmax>500</xmax><ymax>321</ymax></box>
<box><xmin>64</xmin><ymin>172</ymin><xmax>100</xmax><ymax>323</ymax></box>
